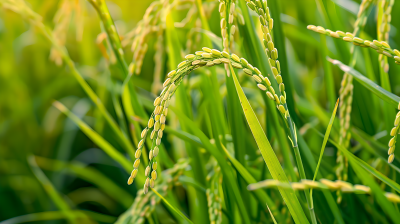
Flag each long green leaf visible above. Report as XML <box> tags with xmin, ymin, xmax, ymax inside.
<box><xmin>310</xmin><ymin>99</ymin><xmax>339</xmax><ymax>209</ymax></box>
<box><xmin>28</xmin><ymin>156</ymin><xmax>83</xmax><ymax>224</ymax></box>
<box><xmin>220</xmin><ymin>144</ymin><xmax>283</xmax><ymax>222</ymax></box>
<box><xmin>53</xmin><ymin>101</ymin><xmax>132</xmax><ymax>173</ymax></box>
<box><xmin>0</xmin><ymin>210</ymin><xmax>116</xmax><ymax>224</ymax></box>
<box><xmin>34</xmin><ymin>156</ymin><xmax>134</xmax><ymax>208</ymax></box>
<box><xmin>172</xmin><ymin>108</ymin><xmax>252</xmax><ymax>223</ymax></box>
<box><xmin>151</xmin><ymin>189</ymin><xmax>194</xmax><ymax>224</ymax></box>
<box><xmin>327</xmin><ymin>137</ymin><xmax>400</xmax><ymax>194</ymax></box>
<box><xmin>331</xmin><ymin>141</ymin><xmax>400</xmax><ymax>223</ymax></box>
<box><xmin>329</xmin><ymin>58</ymin><xmax>400</xmax><ymax>107</ymax></box>
<box><xmin>229</xmin><ymin>65</ymin><xmax>309</xmax><ymax>224</ymax></box>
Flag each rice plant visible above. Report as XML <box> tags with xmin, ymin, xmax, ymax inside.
<box><xmin>1</xmin><ymin>0</ymin><xmax>400</xmax><ymax>223</ymax></box>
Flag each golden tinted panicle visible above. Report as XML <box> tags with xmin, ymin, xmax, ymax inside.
<box><xmin>307</xmin><ymin>25</ymin><xmax>400</xmax><ymax>65</ymax></box>
<box><xmin>247</xmin><ymin>179</ymin><xmax>400</xmax><ymax>203</ymax></box>
<box><xmin>127</xmin><ymin>49</ymin><xmax>283</xmax><ymax>192</ymax></box>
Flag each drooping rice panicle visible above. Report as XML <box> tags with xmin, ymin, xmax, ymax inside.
<box><xmin>50</xmin><ymin>0</ymin><xmax>83</xmax><ymax>66</ymax></box>
<box><xmin>248</xmin><ymin>179</ymin><xmax>400</xmax><ymax>203</ymax></box>
<box><xmin>244</xmin><ymin>1</ymin><xmax>317</xmax><ymax>221</ymax></box>
<box><xmin>218</xmin><ymin>0</ymin><xmax>236</xmax><ymax>76</ymax></box>
<box><xmin>306</xmin><ymin>26</ymin><xmax>400</xmax><ymax>65</ymax></box>
<box><xmin>127</xmin><ymin>0</ymin><xmax>198</xmax><ymax>76</ymax></box>
<box><xmin>123</xmin><ymin>0</ymin><xmax>166</xmax><ymax>76</ymax></box>
<box><xmin>128</xmin><ymin>47</ymin><xmax>283</xmax><ymax>192</ymax></box>
<box><xmin>244</xmin><ymin>0</ymin><xmax>296</xmax><ymax>124</ymax></box>
<box><xmin>377</xmin><ymin>0</ymin><xmax>395</xmax><ymax>73</ymax></box>
<box><xmin>206</xmin><ymin>161</ymin><xmax>223</xmax><ymax>224</ymax></box>
<box><xmin>307</xmin><ymin>0</ymin><xmax>375</xmax><ymax>203</ymax></box>
<box><xmin>119</xmin><ymin>159</ymin><xmax>189</xmax><ymax>224</ymax></box>
<box><xmin>307</xmin><ymin>24</ymin><xmax>400</xmax><ymax>165</ymax></box>
<box><xmin>388</xmin><ymin>103</ymin><xmax>400</xmax><ymax>163</ymax></box>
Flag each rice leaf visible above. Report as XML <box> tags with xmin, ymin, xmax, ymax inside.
<box><xmin>53</xmin><ymin>101</ymin><xmax>132</xmax><ymax>172</ymax></box>
<box><xmin>151</xmin><ymin>189</ymin><xmax>194</xmax><ymax>224</ymax></box>
<box><xmin>229</xmin><ymin>65</ymin><xmax>310</xmax><ymax>224</ymax></box>
<box><xmin>329</xmin><ymin>58</ymin><xmax>400</xmax><ymax>107</ymax></box>
<box><xmin>310</xmin><ymin>98</ymin><xmax>339</xmax><ymax>209</ymax></box>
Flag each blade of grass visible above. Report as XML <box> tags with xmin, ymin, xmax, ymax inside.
<box><xmin>172</xmin><ymin>107</ymin><xmax>252</xmax><ymax>224</ymax></box>
<box><xmin>28</xmin><ymin>156</ymin><xmax>83</xmax><ymax>224</ymax></box>
<box><xmin>329</xmin><ymin>58</ymin><xmax>400</xmax><ymax>108</ymax></box>
<box><xmin>34</xmin><ymin>156</ymin><xmax>134</xmax><ymax>208</ymax></box>
<box><xmin>238</xmin><ymin>0</ymin><xmax>298</xmax><ymax>182</ymax></box>
<box><xmin>331</xmin><ymin>141</ymin><xmax>400</xmax><ymax>224</ymax></box>
<box><xmin>53</xmin><ymin>101</ymin><xmax>132</xmax><ymax>173</ymax></box>
<box><xmin>151</xmin><ymin>189</ymin><xmax>194</xmax><ymax>224</ymax></box>
<box><xmin>220</xmin><ymin>143</ymin><xmax>283</xmax><ymax>222</ymax></box>
<box><xmin>267</xmin><ymin>205</ymin><xmax>278</xmax><ymax>224</ymax></box>
<box><xmin>310</xmin><ymin>98</ymin><xmax>339</xmax><ymax>210</ymax></box>
<box><xmin>327</xmin><ymin>137</ymin><xmax>400</xmax><ymax>194</ymax></box>
<box><xmin>226</xmin><ymin>72</ymin><xmax>253</xmax><ymax>214</ymax></box>
<box><xmin>229</xmin><ymin>65</ymin><xmax>309</xmax><ymax>224</ymax></box>
<box><xmin>0</xmin><ymin>211</ymin><xmax>116</xmax><ymax>224</ymax></box>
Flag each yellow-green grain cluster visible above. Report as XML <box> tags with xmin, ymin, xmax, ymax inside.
<box><xmin>50</xmin><ymin>0</ymin><xmax>82</xmax><ymax>66</ymax></box>
<box><xmin>378</xmin><ymin>0</ymin><xmax>394</xmax><ymax>42</ymax></box>
<box><xmin>218</xmin><ymin>0</ymin><xmax>237</xmax><ymax>52</ymax></box>
<box><xmin>206</xmin><ymin>163</ymin><xmax>223</xmax><ymax>224</ymax></box>
<box><xmin>307</xmin><ymin>25</ymin><xmax>400</xmax><ymax>66</ymax></box>
<box><xmin>125</xmin><ymin>0</ymin><xmax>167</xmax><ymax>76</ymax></box>
<box><xmin>248</xmin><ymin>179</ymin><xmax>400</xmax><ymax>203</ymax></box>
<box><xmin>377</xmin><ymin>0</ymin><xmax>395</xmax><ymax>73</ymax></box>
<box><xmin>388</xmin><ymin>102</ymin><xmax>400</xmax><ymax>163</ymax></box>
<box><xmin>119</xmin><ymin>159</ymin><xmax>189</xmax><ymax>224</ymax></box>
<box><xmin>127</xmin><ymin>48</ymin><xmax>279</xmax><ymax>192</ymax></box>
<box><xmin>245</xmin><ymin>0</ymin><xmax>298</xmax><ymax>143</ymax></box>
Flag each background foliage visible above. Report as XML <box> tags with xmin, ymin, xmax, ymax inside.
<box><xmin>1</xmin><ymin>0</ymin><xmax>400</xmax><ymax>223</ymax></box>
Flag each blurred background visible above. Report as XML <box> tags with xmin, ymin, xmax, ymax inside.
<box><xmin>1</xmin><ymin>0</ymin><xmax>400</xmax><ymax>223</ymax></box>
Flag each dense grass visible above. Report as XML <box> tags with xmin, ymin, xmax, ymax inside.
<box><xmin>1</xmin><ymin>0</ymin><xmax>400</xmax><ymax>223</ymax></box>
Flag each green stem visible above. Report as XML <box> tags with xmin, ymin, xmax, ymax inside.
<box><xmin>286</xmin><ymin>107</ymin><xmax>317</xmax><ymax>224</ymax></box>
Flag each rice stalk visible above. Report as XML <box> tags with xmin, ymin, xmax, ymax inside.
<box><xmin>88</xmin><ymin>0</ymin><xmax>128</xmax><ymax>74</ymax></box>
<box><xmin>248</xmin><ymin>179</ymin><xmax>400</xmax><ymax>203</ymax></box>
